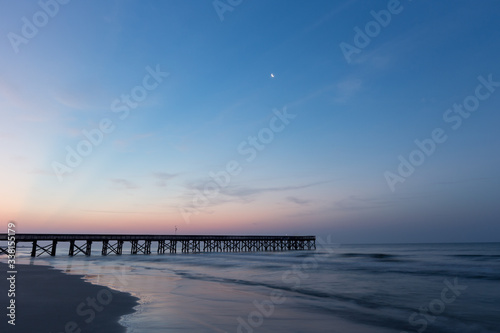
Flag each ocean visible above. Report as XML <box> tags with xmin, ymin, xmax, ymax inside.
<box><xmin>13</xmin><ymin>240</ymin><xmax>500</xmax><ymax>333</ymax></box>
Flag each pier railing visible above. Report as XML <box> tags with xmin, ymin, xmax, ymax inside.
<box><xmin>0</xmin><ymin>234</ymin><xmax>316</xmax><ymax>257</ymax></box>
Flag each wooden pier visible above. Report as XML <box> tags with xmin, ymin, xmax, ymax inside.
<box><xmin>0</xmin><ymin>234</ymin><xmax>316</xmax><ymax>257</ymax></box>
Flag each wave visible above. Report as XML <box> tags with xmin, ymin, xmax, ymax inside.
<box><xmin>449</xmin><ymin>254</ymin><xmax>500</xmax><ymax>261</ymax></box>
<box><xmin>171</xmin><ymin>268</ymin><xmax>391</xmax><ymax>308</ymax></box>
<box><xmin>340</xmin><ymin>252</ymin><xmax>404</xmax><ymax>262</ymax></box>
<box><xmin>168</xmin><ymin>268</ymin><xmax>480</xmax><ymax>332</ymax></box>
<box><xmin>337</xmin><ymin>265</ymin><xmax>500</xmax><ymax>281</ymax></box>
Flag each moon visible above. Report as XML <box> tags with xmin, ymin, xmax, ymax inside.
<box><xmin>270</xmin><ymin>73</ymin><xmax>275</xmax><ymax>78</ymax></box>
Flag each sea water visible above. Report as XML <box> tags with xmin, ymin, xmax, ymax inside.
<box><xmin>14</xmin><ymin>241</ymin><xmax>500</xmax><ymax>333</ymax></box>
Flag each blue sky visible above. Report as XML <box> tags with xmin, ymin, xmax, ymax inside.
<box><xmin>0</xmin><ymin>0</ymin><xmax>499</xmax><ymax>243</ymax></box>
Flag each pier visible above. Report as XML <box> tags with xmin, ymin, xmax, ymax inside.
<box><xmin>0</xmin><ymin>234</ymin><xmax>316</xmax><ymax>257</ymax></box>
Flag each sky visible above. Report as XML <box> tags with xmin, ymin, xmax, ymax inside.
<box><xmin>0</xmin><ymin>0</ymin><xmax>499</xmax><ymax>243</ymax></box>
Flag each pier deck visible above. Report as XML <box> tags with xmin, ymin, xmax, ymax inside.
<box><xmin>0</xmin><ymin>234</ymin><xmax>316</xmax><ymax>257</ymax></box>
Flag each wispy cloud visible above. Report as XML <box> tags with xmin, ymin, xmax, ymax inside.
<box><xmin>0</xmin><ymin>77</ymin><xmax>25</xmax><ymax>109</ymax></box>
<box><xmin>113</xmin><ymin>132</ymin><xmax>155</xmax><ymax>151</ymax></box>
<box><xmin>180</xmin><ymin>181</ymin><xmax>327</xmax><ymax>210</ymax></box>
<box><xmin>286</xmin><ymin>84</ymin><xmax>337</xmax><ymax>110</ymax></box>
<box><xmin>334</xmin><ymin>77</ymin><xmax>362</xmax><ymax>103</ymax></box>
<box><xmin>52</xmin><ymin>85</ymin><xmax>106</xmax><ymax>110</ymax></box>
<box><xmin>220</xmin><ymin>182</ymin><xmax>326</xmax><ymax>200</ymax></box>
<box><xmin>348</xmin><ymin>14</ymin><xmax>456</xmax><ymax>69</ymax></box>
<box><xmin>432</xmin><ymin>177</ymin><xmax>498</xmax><ymax>186</ymax></box>
<box><xmin>110</xmin><ymin>178</ymin><xmax>139</xmax><ymax>190</ymax></box>
<box><xmin>153</xmin><ymin>172</ymin><xmax>178</xmax><ymax>187</ymax></box>
<box><xmin>301</xmin><ymin>0</ymin><xmax>356</xmax><ymax>36</ymax></box>
<box><xmin>286</xmin><ymin>196</ymin><xmax>310</xmax><ymax>206</ymax></box>
<box><xmin>82</xmin><ymin>209</ymin><xmax>144</xmax><ymax>214</ymax></box>
<box><xmin>335</xmin><ymin>195</ymin><xmax>395</xmax><ymax>211</ymax></box>
<box><xmin>334</xmin><ymin>192</ymin><xmax>438</xmax><ymax>211</ymax></box>
<box><xmin>29</xmin><ymin>168</ymin><xmax>54</xmax><ymax>176</ymax></box>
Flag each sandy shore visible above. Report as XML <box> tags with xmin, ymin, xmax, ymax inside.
<box><xmin>0</xmin><ymin>262</ymin><xmax>138</xmax><ymax>333</ymax></box>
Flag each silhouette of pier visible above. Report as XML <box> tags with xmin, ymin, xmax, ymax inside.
<box><xmin>0</xmin><ymin>234</ymin><xmax>316</xmax><ymax>257</ymax></box>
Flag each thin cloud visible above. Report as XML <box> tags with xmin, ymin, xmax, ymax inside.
<box><xmin>220</xmin><ymin>182</ymin><xmax>326</xmax><ymax>199</ymax></box>
<box><xmin>113</xmin><ymin>132</ymin><xmax>155</xmax><ymax>151</ymax></box>
<box><xmin>432</xmin><ymin>177</ymin><xmax>497</xmax><ymax>186</ymax></box>
<box><xmin>301</xmin><ymin>0</ymin><xmax>356</xmax><ymax>36</ymax></box>
<box><xmin>82</xmin><ymin>209</ymin><xmax>143</xmax><ymax>214</ymax></box>
<box><xmin>110</xmin><ymin>178</ymin><xmax>139</xmax><ymax>190</ymax></box>
<box><xmin>180</xmin><ymin>181</ymin><xmax>328</xmax><ymax>210</ymax></box>
<box><xmin>334</xmin><ymin>77</ymin><xmax>362</xmax><ymax>103</ymax></box>
<box><xmin>335</xmin><ymin>195</ymin><xmax>395</xmax><ymax>211</ymax></box>
<box><xmin>0</xmin><ymin>77</ymin><xmax>25</xmax><ymax>109</ymax></box>
<box><xmin>29</xmin><ymin>168</ymin><xmax>54</xmax><ymax>176</ymax></box>
<box><xmin>286</xmin><ymin>196</ymin><xmax>310</xmax><ymax>206</ymax></box>
<box><xmin>334</xmin><ymin>192</ymin><xmax>437</xmax><ymax>211</ymax></box>
<box><xmin>153</xmin><ymin>172</ymin><xmax>178</xmax><ymax>187</ymax></box>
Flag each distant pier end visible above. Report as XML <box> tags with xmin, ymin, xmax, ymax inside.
<box><xmin>0</xmin><ymin>234</ymin><xmax>316</xmax><ymax>257</ymax></box>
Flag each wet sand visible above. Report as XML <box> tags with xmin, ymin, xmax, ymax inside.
<box><xmin>0</xmin><ymin>262</ymin><xmax>138</xmax><ymax>333</ymax></box>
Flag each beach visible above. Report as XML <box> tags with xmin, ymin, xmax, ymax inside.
<box><xmin>0</xmin><ymin>262</ymin><xmax>138</xmax><ymax>333</ymax></box>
